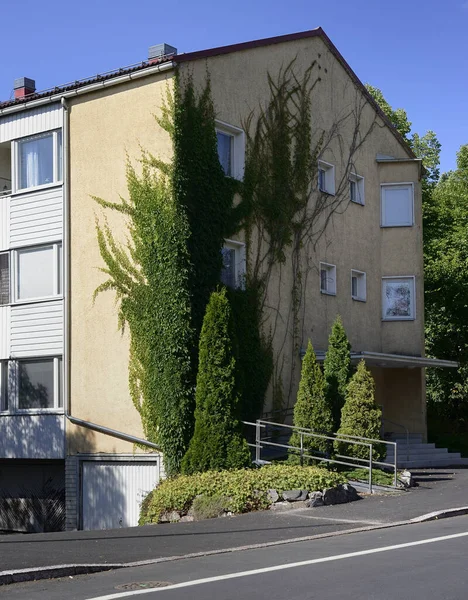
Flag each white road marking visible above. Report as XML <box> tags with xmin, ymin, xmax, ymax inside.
<box><xmin>87</xmin><ymin>530</ymin><xmax>468</xmax><ymax>600</ymax></box>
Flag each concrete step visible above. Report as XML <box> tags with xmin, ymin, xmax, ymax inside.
<box><xmin>396</xmin><ymin>457</ymin><xmax>468</xmax><ymax>468</ymax></box>
<box><xmin>387</xmin><ymin>444</ymin><xmax>439</xmax><ymax>453</ymax></box>
<box><xmin>391</xmin><ymin>452</ymin><xmax>457</xmax><ymax>464</ymax></box>
<box><xmin>387</xmin><ymin>447</ymin><xmax>448</xmax><ymax>457</ymax></box>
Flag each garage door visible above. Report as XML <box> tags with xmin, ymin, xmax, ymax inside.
<box><xmin>81</xmin><ymin>460</ymin><xmax>160</xmax><ymax>530</ymax></box>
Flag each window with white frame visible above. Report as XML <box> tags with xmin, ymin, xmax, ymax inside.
<box><xmin>351</xmin><ymin>269</ymin><xmax>366</xmax><ymax>301</ymax></box>
<box><xmin>0</xmin><ymin>253</ymin><xmax>9</xmax><ymax>305</ymax></box>
<box><xmin>320</xmin><ymin>262</ymin><xmax>336</xmax><ymax>295</ymax></box>
<box><xmin>14</xmin><ymin>243</ymin><xmax>62</xmax><ymax>302</ymax></box>
<box><xmin>349</xmin><ymin>173</ymin><xmax>364</xmax><ymax>205</ymax></box>
<box><xmin>318</xmin><ymin>160</ymin><xmax>335</xmax><ymax>195</ymax></box>
<box><xmin>382</xmin><ymin>276</ymin><xmax>415</xmax><ymax>320</ymax></box>
<box><xmin>381</xmin><ymin>183</ymin><xmax>414</xmax><ymax>227</ymax></box>
<box><xmin>0</xmin><ymin>357</ymin><xmax>63</xmax><ymax>412</ymax></box>
<box><xmin>15</xmin><ymin>130</ymin><xmax>62</xmax><ymax>192</ymax></box>
<box><xmin>221</xmin><ymin>240</ymin><xmax>245</xmax><ymax>289</ymax></box>
<box><xmin>216</xmin><ymin>121</ymin><xmax>245</xmax><ymax>180</ymax></box>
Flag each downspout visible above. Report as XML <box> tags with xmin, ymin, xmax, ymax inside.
<box><xmin>60</xmin><ymin>96</ymin><xmax>160</xmax><ymax>451</ymax></box>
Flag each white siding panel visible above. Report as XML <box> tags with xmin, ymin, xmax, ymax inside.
<box><xmin>0</xmin><ymin>414</ymin><xmax>65</xmax><ymax>458</ymax></box>
<box><xmin>82</xmin><ymin>459</ymin><xmax>161</xmax><ymax>530</ymax></box>
<box><xmin>10</xmin><ymin>300</ymin><xmax>63</xmax><ymax>356</ymax></box>
<box><xmin>10</xmin><ymin>186</ymin><xmax>62</xmax><ymax>246</ymax></box>
<box><xmin>0</xmin><ymin>104</ymin><xmax>63</xmax><ymax>143</ymax></box>
<box><xmin>0</xmin><ymin>306</ymin><xmax>9</xmax><ymax>359</ymax></box>
<box><xmin>0</xmin><ymin>196</ymin><xmax>9</xmax><ymax>250</ymax></box>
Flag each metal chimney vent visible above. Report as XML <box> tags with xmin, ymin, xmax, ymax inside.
<box><xmin>148</xmin><ymin>43</ymin><xmax>177</xmax><ymax>61</ymax></box>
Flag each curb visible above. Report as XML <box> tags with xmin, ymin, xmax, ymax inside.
<box><xmin>2</xmin><ymin>508</ymin><xmax>468</xmax><ymax>586</ymax></box>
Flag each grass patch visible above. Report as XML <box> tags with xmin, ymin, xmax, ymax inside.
<box><xmin>345</xmin><ymin>467</ymin><xmax>395</xmax><ymax>486</ymax></box>
<box><xmin>140</xmin><ymin>464</ymin><xmax>346</xmax><ymax>524</ymax></box>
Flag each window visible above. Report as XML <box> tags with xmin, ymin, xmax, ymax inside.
<box><xmin>1</xmin><ymin>357</ymin><xmax>62</xmax><ymax>413</ymax></box>
<box><xmin>317</xmin><ymin>161</ymin><xmax>335</xmax><ymax>195</ymax></box>
<box><xmin>15</xmin><ymin>243</ymin><xmax>62</xmax><ymax>302</ymax></box>
<box><xmin>349</xmin><ymin>173</ymin><xmax>364</xmax><ymax>205</ymax></box>
<box><xmin>221</xmin><ymin>240</ymin><xmax>245</xmax><ymax>289</ymax></box>
<box><xmin>381</xmin><ymin>183</ymin><xmax>414</xmax><ymax>227</ymax></box>
<box><xmin>15</xmin><ymin>130</ymin><xmax>62</xmax><ymax>192</ymax></box>
<box><xmin>320</xmin><ymin>262</ymin><xmax>336</xmax><ymax>295</ymax></box>
<box><xmin>382</xmin><ymin>276</ymin><xmax>415</xmax><ymax>320</ymax></box>
<box><xmin>351</xmin><ymin>270</ymin><xmax>366</xmax><ymax>301</ymax></box>
<box><xmin>0</xmin><ymin>253</ymin><xmax>9</xmax><ymax>305</ymax></box>
<box><xmin>215</xmin><ymin>121</ymin><xmax>245</xmax><ymax>180</ymax></box>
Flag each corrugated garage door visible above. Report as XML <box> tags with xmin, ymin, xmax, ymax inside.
<box><xmin>81</xmin><ymin>460</ymin><xmax>160</xmax><ymax>530</ymax></box>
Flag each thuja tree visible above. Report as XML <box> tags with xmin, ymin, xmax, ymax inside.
<box><xmin>181</xmin><ymin>288</ymin><xmax>251</xmax><ymax>474</ymax></box>
<box><xmin>335</xmin><ymin>360</ymin><xmax>384</xmax><ymax>461</ymax></box>
<box><xmin>323</xmin><ymin>315</ymin><xmax>352</xmax><ymax>431</ymax></box>
<box><xmin>94</xmin><ymin>74</ymin><xmax>237</xmax><ymax>476</ymax></box>
<box><xmin>288</xmin><ymin>341</ymin><xmax>333</xmax><ymax>460</ymax></box>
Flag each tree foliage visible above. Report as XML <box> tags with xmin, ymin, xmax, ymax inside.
<box><xmin>288</xmin><ymin>341</ymin><xmax>333</xmax><ymax>458</ymax></box>
<box><xmin>323</xmin><ymin>315</ymin><xmax>352</xmax><ymax>430</ymax></box>
<box><xmin>181</xmin><ymin>288</ymin><xmax>251</xmax><ymax>474</ymax></box>
<box><xmin>335</xmin><ymin>360</ymin><xmax>384</xmax><ymax>461</ymax></box>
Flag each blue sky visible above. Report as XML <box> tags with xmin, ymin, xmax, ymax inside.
<box><xmin>1</xmin><ymin>0</ymin><xmax>466</xmax><ymax>173</ymax></box>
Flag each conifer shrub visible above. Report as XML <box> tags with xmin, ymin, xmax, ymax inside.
<box><xmin>288</xmin><ymin>341</ymin><xmax>334</xmax><ymax>461</ymax></box>
<box><xmin>334</xmin><ymin>360</ymin><xmax>385</xmax><ymax>461</ymax></box>
<box><xmin>181</xmin><ymin>289</ymin><xmax>251</xmax><ymax>474</ymax></box>
<box><xmin>324</xmin><ymin>315</ymin><xmax>352</xmax><ymax>431</ymax></box>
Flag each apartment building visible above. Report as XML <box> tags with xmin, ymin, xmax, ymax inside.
<box><xmin>0</xmin><ymin>29</ymin><xmax>456</xmax><ymax>532</ymax></box>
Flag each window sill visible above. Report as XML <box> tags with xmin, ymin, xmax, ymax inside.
<box><xmin>1</xmin><ymin>410</ymin><xmax>64</xmax><ymax>416</ymax></box>
<box><xmin>382</xmin><ymin>317</ymin><xmax>415</xmax><ymax>322</ymax></box>
<box><xmin>320</xmin><ymin>290</ymin><xmax>336</xmax><ymax>296</ymax></box>
<box><xmin>12</xmin><ymin>181</ymin><xmax>63</xmax><ymax>197</ymax></box>
<box><xmin>351</xmin><ymin>199</ymin><xmax>365</xmax><ymax>206</ymax></box>
<box><xmin>319</xmin><ymin>189</ymin><xmax>336</xmax><ymax>196</ymax></box>
<box><xmin>10</xmin><ymin>296</ymin><xmax>63</xmax><ymax>307</ymax></box>
<box><xmin>380</xmin><ymin>223</ymin><xmax>414</xmax><ymax>228</ymax></box>
<box><xmin>352</xmin><ymin>296</ymin><xmax>366</xmax><ymax>302</ymax></box>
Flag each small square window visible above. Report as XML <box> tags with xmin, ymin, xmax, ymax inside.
<box><xmin>351</xmin><ymin>270</ymin><xmax>366</xmax><ymax>301</ymax></box>
<box><xmin>215</xmin><ymin>122</ymin><xmax>245</xmax><ymax>180</ymax></box>
<box><xmin>349</xmin><ymin>173</ymin><xmax>365</xmax><ymax>205</ymax></box>
<box><xmin>18</xmin><ymin>359</ymin><xmax>55</xmax><ymax>410</ymax></box>
<box><xmin>318</xmin><ymin>161</ymin><xmax>335</xmax><ymax>195</ymax></box>
<box><xmin>382</xmin><ymin>277</ymin><xmax>415</xmax><ymax>320</ymax></box>
<box><xmin>381</xmin><ymin>183</ymin><xmax>414</xmax><ymax>227</ymax></box>
<box><xmin>15</xmin><ymin>243</ymin><xmax>62</xmax><ymax>302</ymax></box>
<box><xmin>221</xmin><ymin>240</ymin><xmax>245</xmax><ymax>289</ymax></box>
<box><xmin>320</xmin><ymin>262</ymin><xmax>336</xmax><ymax>295</ymax></box>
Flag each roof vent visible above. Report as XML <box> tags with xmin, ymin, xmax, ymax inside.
<box><xmin>14</xmin><ymin>77</ymin><xmax>36</xmax><ymax>99</ymax></box>
<box><xmin>148</xmin><ymin>43</ymin><xmax>177</xmax><ymax>62</ymax></box>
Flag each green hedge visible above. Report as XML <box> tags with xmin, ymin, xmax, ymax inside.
<box><xmin>140</xmin><ymin>464</ymin><xmax>346</xmax><ymax>524</ymax></box>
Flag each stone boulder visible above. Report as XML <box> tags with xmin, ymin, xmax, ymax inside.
<box><xmin>306</xmin><ymin>491</ymin><xmax>324</xmax><ymax>508</ymax></box>
<box><xmin>323</xmin><ymin>483</ymin><xmax>358</xmax><ymax>505</ymax></box>
<box><xmin>282</xmin><ymin>489</ymin><xmax>309</xmax><ymax>502</ymax></box>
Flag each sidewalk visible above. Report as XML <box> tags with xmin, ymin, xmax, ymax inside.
<box><xmin>0</xmin><ymin>468</ymin><xmax>467</xmax><ymax>577</ymax></box>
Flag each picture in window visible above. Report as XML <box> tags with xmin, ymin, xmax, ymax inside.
<box><xmin>383</xmin><ymin>280</ymin><xmax>413</xmax><ymax>318</ymax></box>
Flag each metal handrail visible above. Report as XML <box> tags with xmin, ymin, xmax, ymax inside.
<box><xmin>242</xmin><ymin>419</ymin><xmax>399</xmax><ymax>492</ymax></box>
<box><xmin>382</xmin><ymin>417</ymin><xmax>410</xmax><ymax>462</ymax></box>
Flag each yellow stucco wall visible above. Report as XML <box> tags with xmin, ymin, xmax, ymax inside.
<box><xmin>67</xmin><ymin>71</ymin><xmax>174</xmax><ymax>454</ymax></box>
<box><xmin>67</xmin><ymin>34</ymin><xmax>426</xmax><ymax>453</ymax></box>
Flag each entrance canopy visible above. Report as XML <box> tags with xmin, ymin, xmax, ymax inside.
<box><xmin>312</xmin><ymin>350</ymin><xmax>457</xmax><ymax>369</ymax></box>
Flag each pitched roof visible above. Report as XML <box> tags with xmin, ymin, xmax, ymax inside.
<box><xmin>0</xmin><ymin>28</ymin><xmax>415</xmax><ymax>158</ymax></box>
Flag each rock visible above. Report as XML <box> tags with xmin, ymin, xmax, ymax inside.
<box><xmin>342</xmin><ymin>483</ymin><xmax>359</xmax><ymax>501</ymax></box>
<box><xmin>282</xmin><ymin>489</ymin><xmax>309</xmax><ymax>502</ymax></box>
<box><xmin>270</xmin><ymin>501</ymin><xmax>295</xmax><ymax>511</ymax></box>
<box><xmin>399</xmin><ymin>470</ymin><xmax>413</xmax><ymax>488</ymax></box>
<box><xmin>179</xmin><ymin>515</ymin><xmax>194</xmax><ymax>523</ymax></box>
<box><xmin>322</xmin><ymin>485</ymin><xmax>349</xmax><ymax>505</ymax></box>
<box><xmin>267</xmin><ymin>489</ymin><xmax>279</xmax><ymax>503</ymax></box>
<box><xmin>306</xmin><ymin>491</ymin><xmax>324</xmax><ymax>508</ymax></box>
<box><xmin>159</xmin><ymin>510</ymin><xmax>181</xmax><ymax>523</ymax></box>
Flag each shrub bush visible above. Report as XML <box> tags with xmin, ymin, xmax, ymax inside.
<box><xmin>335</xmin><ymin>360</ymin><xmax>385</xmax><ymax>461</ymax></box>
<box><xmin>140</xmin><ymin>464</ymin><xmax>346</xmax><ymax>524</ymax></box>
<box><xmin>324</xmin><ymin>315</ymin><xmax>352</xmax><ymax>430</ymax></box>
<box><xmin>181</xmin><ymin>288</ymin><xmax>251</xmax><ymax>474</ymax></box>
<box><xmin>288</xmin><ymin>341</ymin><xmax>334</xmax><ymax>460</ymax></box>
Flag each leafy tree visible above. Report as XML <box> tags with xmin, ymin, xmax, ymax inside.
<box><xmin>323</xmin><ymin>315</ymin><xmax>352</xmax><ymax>430</ymax></box>
<box><xmin>365</xmin><ymin>84</ymin><xmax>412</xmax><ymax>140</ymax></box>
<box><xmin>335</xmin><ymin>360</ymin><xmax>384</xmax><ymax>461</ymax></box>
<box><xmin>424</xmin><ymin>145</ymin><xmax>468</xmax><ymax>426</ymax></box>
<box><xmin>181</xmin><ymin>288</ymin><xmax>251</xmax><ymax>474</ymax></box>
<box><xmin>288</xmin><ymin>341</ymin><xmax>333</xmax><ymax>459</ymax></box>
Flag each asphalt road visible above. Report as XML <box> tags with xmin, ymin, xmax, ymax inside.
<box><xmin>3</xmin><ymin>515</ymin><xmax>468</xmax><ymax>600</ymax></box>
